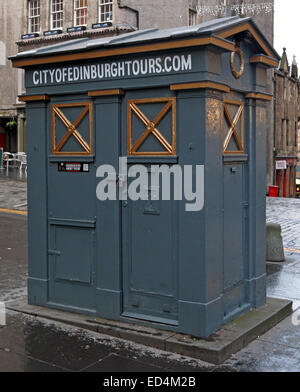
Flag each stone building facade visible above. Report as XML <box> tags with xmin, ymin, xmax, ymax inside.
<box><xmin>297</xmin><ymin>69</ymin><xmax>300</xmax><ymax>182</ymax></box>
<box><xmin>1</xmin><ymin>0</ymin><xmax>274</xmax><ymax>154</ymax></box>
<box><xmin>0</xmin><ymin>0</ymin><xmax>26</xmax><ymax>153</ymax></box>
<box><xmin>273</xmin><ymin>49</ymin><xmax>300</xmax><ymax>197</ymax></box>
<box><xmin>17</xmin><ymin>0</ymin><xmax>203</xmax><ymax>53</ymax></box>
<box><xmin>197</xmin><ymin>0</ymin><xmax>274</xmax><ymax>43</ymax></box>
<box><xmin>298</xmin><ymin>127</ymin><xmax>300</xmax><ymax>180</ymax></box>
<box><xmin>298</xmin><ymin>112</ymin><xmax>300</xmax><ymax>180</ymax></box>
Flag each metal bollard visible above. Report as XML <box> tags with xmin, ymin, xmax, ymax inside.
<box><xmin>0</xmin><ymin>148</ymin><xmax>3</xmax><ymax>170</ymax></box>
<box><xmin>266</xmin><ymin>223</ymin><xmax>285</xmax><ymax>262</ymax></box>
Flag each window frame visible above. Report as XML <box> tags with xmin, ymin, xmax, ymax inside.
<box><xmin>188</xmin><ymin>8</ymin><xmax>197</xmax><ymax>26</ymax></box>
<box><xmin>28</xmin><ymin>0</ymin><xmax>41</xmax><ymax>34</ymax></box>
<box><xmin>50</xmin><ymin>0</ymin><xmax>64</xmax><ymax>31</ymax></box>
<box><xmin>98</xmin><ymin>0</ymin><xmax>114</xmax><ymax>24</ymax></box>
<box><xmin>74</xmin><ymin>0</ymin><xmax>88</xmax><ymax>27</ymax></box>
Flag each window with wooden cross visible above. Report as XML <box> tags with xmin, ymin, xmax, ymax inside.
<box><xmin>52</xmin><ymin>102</ymin><xmax>93</xmax><ymax>156</ymax></box>
<box><xmin>127</xmin><ymin>97</ymin><xmax>176</xmax><ymax>156</ymax></box>
<box><xmin>223</xmin><ymin>100</ymin><xmax>244</xmax><ymax>154</ymax></box>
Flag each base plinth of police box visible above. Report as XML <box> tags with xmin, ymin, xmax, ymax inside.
<box><xmin>7</xmin><ymin>297</ymin><xmax>292</xmax><ymax>365</ymax></box>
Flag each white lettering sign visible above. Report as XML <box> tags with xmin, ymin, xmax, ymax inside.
<box><xmin>32</xmin><ymin>54</ymin><xmax>193</xmax><ymax>86</ymax></box>
<box><xmin>276</xmin><ymin>160</ymin><xmax>287</xmax><ymax>170</ymax></box>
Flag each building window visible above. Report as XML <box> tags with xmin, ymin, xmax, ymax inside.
<box><xmin>51</xmin><ymin>0</ymin><xmax>64</xmax><ymax>30</ymax></box>
<box><xmin>189</xmin><ymin>8</ymin><xmax>197</xmax><ymax>26</ymax></box>
<box><xmin>74</xmin><ymin>0</ymin><xmax>87</xmax><ymax>26</ymax></box>
<box><xmin>28</xmin><ymin>0</ymin><xmax>40</xmax><ymax>33</ymax></box>
<box><xmin>99</xmin><ymin>0</ymin><xmax>114</xmax><ymax>23</ymax></box>
<box><xmin>99</xmin><ymin>0</ymin><xmax>113</xmax><ymax>23</ymax></box>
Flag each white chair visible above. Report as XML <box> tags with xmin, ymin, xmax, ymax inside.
<box><xmin>15</xmin><ymin>152</ymin><xmax>27</xmax><ymax>174</ymax></box>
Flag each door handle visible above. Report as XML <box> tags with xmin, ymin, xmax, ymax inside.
<box><xmin>48</xmin><ymin>250</ymin><xmax>61</xmax><ymax>256</ymax></box>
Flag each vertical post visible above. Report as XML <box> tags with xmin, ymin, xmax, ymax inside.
<box><xmin>276</xmin><ymin>170</ymin><xmax>280</xmax><ymax>190</ymax></box>
<box><xmin>177</xmin><ymin>87</ymin><xmax>224</xmax><ymax>337</ymax></box>
<box><xmin>0</xmin><ymin>148</ymin><xmax>3</xmax><ymax>170</ymax></box>
<box><xmin>289</xmin><ymin>166</ymin><xmax>292</xmax><ymax>197</ymax></box>
<box><xmin>17</xmin><ymin>115</ymin><xmax>26</xmax><ymax>152</ymax></box>
<box><xmin>247</xmin><ymin>98</ymin><xmax>267</xmax><ymax>308</ymax></box>
<box><xmin>283</xmin><ymin>169</ymin><xmax>287</xmax><ymax>198</ymax></box>
<box><xmin>94</xmin><ymin>93</ymin><xmax>123</xmax><ymax>320</ymax></box>
<box><xmin>27</xmin><ymin>100</ymin><xmax>49</xmax><ymax>306</ymax></box>
<box><xmin>177</xmin><ymin>88</ymin><xmax>207</xmax><ymax>336</ymax></box>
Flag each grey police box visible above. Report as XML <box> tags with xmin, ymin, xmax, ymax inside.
<box><xmin>10</xmin><ymin>17</ymin><xmax>280</xmax><ymax>337</ymax></box>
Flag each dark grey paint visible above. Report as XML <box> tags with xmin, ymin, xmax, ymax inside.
<box><xmin>13</xmin><ymin>17</ymin><xmax>278</xmax><ymax>337</ymax></box>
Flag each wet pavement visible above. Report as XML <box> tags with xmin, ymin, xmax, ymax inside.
<box><xmin>0</xmin><ymin>212</ymin><xmax>27</xmax><ymax>302</ymax></box>
<box><xmin>0</xmin><ymin>177</ymin><xmax>300</xmax><ymax>372</ymax></box>
<box><xmin>0</xmin><ymin>212</ymin><xmax>299</xmax><ymax>372</ymax></box>
<box><xmin>0</xmin><ymin>166</ymin><xmax>27</xmax><ymax>182</ymax></box>
<box><xmin>0</xmin><ymin>311</ymin><xmax>218</xmax><ymax>372</ymax></box>
<box><xmin>0</xmin><ymin>210</ymin><xmax>217</xmax><ymax>373</ymax></box>
<box><xmin>0</xmin><ymin>168</ymin><xmax>27</xmax><ymax>212</ymax></box>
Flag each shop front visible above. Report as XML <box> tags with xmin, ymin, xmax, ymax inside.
<box><xmin>276</xmin><ymin>158</ymin><xmax>297</xmax><ymax>198</ymax></box>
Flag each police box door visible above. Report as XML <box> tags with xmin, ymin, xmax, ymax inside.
<box><xmin>122</xmin><ymin>89</ymin><xmax>179</xmax><ymax>325</ymax></box>
<box><xmin>47</xmin><ymin>99</ymin><xmax>96</xmax><ymax>313</ymax></box>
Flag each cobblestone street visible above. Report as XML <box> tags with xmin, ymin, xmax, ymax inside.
<box><xmin>267</xmin><ymin>197</ymin><xmax>300</xmax><ymax>250</ymax></box>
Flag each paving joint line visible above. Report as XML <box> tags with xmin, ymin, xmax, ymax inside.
<box><xmin>257</xmin><ymin>338</ymin><xmax>300</xmax><ymax>351</ymax></box>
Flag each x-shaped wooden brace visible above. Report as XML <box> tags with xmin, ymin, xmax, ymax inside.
<box><xmin>129</xmin><ymin>101</ymin><xmax>174</xmax><ymax>154</ymax></box>
<box><xmin>223</xmin><ymin>103</ymin><xmax>244</xmax><ymax>152</ymax></box>
<box><xmin>53</xmin><ymin>104</ymin><xmax>91</xmax><ymax>154</ymax></box>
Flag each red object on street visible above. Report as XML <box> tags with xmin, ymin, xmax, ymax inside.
<box><xmin>269</xmin><ymin>186</ymin><xmax>279</xmax><ymax>197</ymax></box>
<box><xmin>0</xmin><ymin>134</ymin><xmax>5</xmax><ymax>150</ymax></box>
<box><xmin>283</xmin><ymin>169</ymin><xmax>287</xmax><ymax>198</ymax></box>
<box><xmin>289</xmin><ymin>166</ymin><xmax>292</xmax><ymax>196</ymax></box>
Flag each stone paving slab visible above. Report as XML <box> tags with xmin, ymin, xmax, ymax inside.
<box><xmin>0</xmin><ymin>176</ymin><xmax>27</xmax><ymax>212</ymax></box>
<box><xmin>267</xmin><ymin>253</ymin><xmax>300</xmax><ymax>307</ymax></box>
<box><xmin>258</xmin><ymin>312</ymin><xmax>300</xmax><ymax>349</ymax></box>
<box><xmin>0</xmin><ymin>348</ymin><xmax>67</xmax><ymax>372</ymax></box>
<box><xmin>0</xmin><ymin>310</ymin><xmax>214</xmax><ymax>373</ymax></box>
<box><xmin>0</xmin><ymin>212</ymin><xmax>27</xmax><ymax>303</ymax></box>
<box><xmin>6</xmin><ymin>297</ymin><xmax>292</xmax><ymax>365</ymax></box>
<box><xmin>81</xmin><ymin>353</ymin><xmax>167</xmax><ymax>373</ymax></box>
<box><xmin>223</xmin><ymin>338</ymin><xmax>300</xmax><ymax>372</ymax></box>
